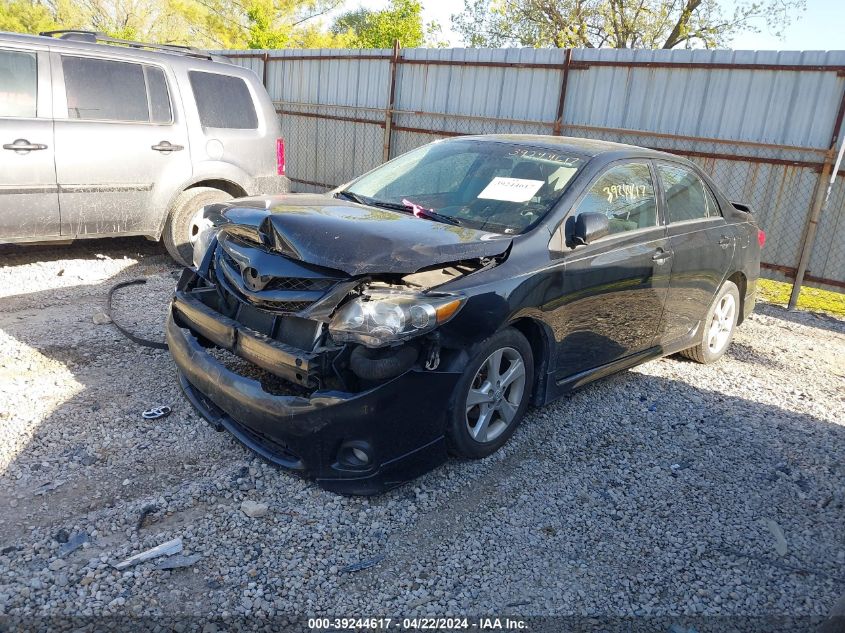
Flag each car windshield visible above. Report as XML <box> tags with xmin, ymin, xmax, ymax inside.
<box><xmin>342</xmin><ymin>139</ymin><xmax>584</xmax><ymax>234</ymax></box>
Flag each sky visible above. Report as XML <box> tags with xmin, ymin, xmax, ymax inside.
<box><xmin>339</xmin><ymin>0</ymin><xmax>845</xmax><ymax>50</ymax></box>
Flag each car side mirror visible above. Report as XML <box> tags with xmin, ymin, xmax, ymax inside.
<box><xmin>573</xmin><ymin>212</ymin><xmax>609</xmax><ymax>245</ymax></box>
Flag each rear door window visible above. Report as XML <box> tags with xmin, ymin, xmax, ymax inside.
<box><xmin>62</xmin><ymin>56</ymin><xmax>149</xmax><ymax>121</ymax></box>
<box><xmin>0</xmin><ymin>49</ymin><xmax>37</xmax><ymax>118</ymax></box>
<box><xmin>145</xmin><ymin>66</ymin><xmax>172</xmax><ymax>123</ymax></box>
<box><xmin>657</xmin><ymin>163</ymin><xmax>717</xmax><ymax>223</ymax></box>
<box><xmin>189</xmin><ymin>71</ymin><xmax>258</xmax><ymax>129</ymax></box>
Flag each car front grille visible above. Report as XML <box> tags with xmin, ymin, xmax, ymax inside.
<box><xmin>213</xmin><ymin>235</ymin><xmax>346</xmax><ymax>316</ymax></box>
<box><xmin>264</xmin><ymin>276</ymin><xmax>335</xmax><ymax>292</ymax></box>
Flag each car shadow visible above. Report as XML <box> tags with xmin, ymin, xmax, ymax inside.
<box><xmin>725</xmin><ymin>340</ymin><xmax>786</xmax><ymax>368</ymax></box>
<box><xmin>388</xmin><ymin>357</ymin><xmax>845</xmax><ymax>619</ymax></box>
<box><xmin>0</xmin><ymin>248</ymin><xmax>842</xmax><ymax>620</ymax></box>
<box><xmin>0</xmin><ymin>236</ymin><xmax>166</xmax><ymax>267</ymax></box>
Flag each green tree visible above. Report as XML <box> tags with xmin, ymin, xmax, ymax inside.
<box><xmin>0</xmin><ymin>0</ymin><xmax>352</xmax><ymax>49</ymax></box>
<box><xmin>331</xmin><ymin>0</ymin><xmax>438</xmax><ymax>48</ymax></box>
<box><xmin>452</xmin><ymin>0</ymin><xmax>805</xmax><ymax>49</ymax></box>
<box><xmin>1</xmin><ymin>0</ymin><xmax>88</xmax><ymax>34</ymax></box>
<box><xmin>172</xmin><ymin>0</ymin><xmax>347</xmax><ymax>48</ymax></box>
<box><xmin>0</xmin><ymin>0</ymin><xmax>58</xmax><ymax>33</ymax></box>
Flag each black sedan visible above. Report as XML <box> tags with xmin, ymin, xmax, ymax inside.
<box><xmin>166</xmin><ymin>135</ymin><xmax>764</xmax><ymax>494</ymax></box>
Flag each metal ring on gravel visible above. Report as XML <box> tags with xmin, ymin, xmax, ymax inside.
<box><xmin>465</xmin><ymin>346</ymin><xmax>526</xmax><ymax>444</ymax></box>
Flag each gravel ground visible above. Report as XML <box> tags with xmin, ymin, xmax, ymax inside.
<box><xmin>0</xmin><ymin>239</ymin><xmax>843</xmax><ymax>626</ymax></box>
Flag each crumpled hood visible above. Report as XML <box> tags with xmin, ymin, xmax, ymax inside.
<box><xmin>217</xmin><ymin>194</ymin><xmax>512</xmax><ymax>276</ymax></box>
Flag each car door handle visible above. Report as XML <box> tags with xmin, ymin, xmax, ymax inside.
<box><xmin>652</xmin><ymin>249</ymin><xmax>672</xmax><ymax>264</ymax></box>
<box><xmin>151</xmin><ymin>141</ymin><xmax>184</xmax><ymax>152</ymax></box>
<box><xmin>3</xmin><ymin>139</ymin><xmax>48</xmax><ymax>152</ymax></box>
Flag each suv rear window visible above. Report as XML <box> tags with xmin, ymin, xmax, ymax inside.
<box><xmin>0</xmin><ymin>49</ymin><xmax>37</xmax><ymax>118</ymax></box>
<box><xmin>189</xmin><ymin>71</ymin><xmax>258</xmax><ymax>129</ymax></box>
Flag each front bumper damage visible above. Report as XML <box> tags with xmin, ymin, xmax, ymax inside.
<box><xmin>167</xmin><ymin>270</ymin><xmax>460</xmax><ymax>495</ymax></box>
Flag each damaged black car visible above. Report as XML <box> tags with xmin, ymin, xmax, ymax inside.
<box><xmin>166</xmin><ymin>135</ymin><xmax>763</xmax><ymax>494</ymax></box>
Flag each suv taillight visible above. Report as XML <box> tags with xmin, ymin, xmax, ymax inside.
<box><xmin>757</xmin><ymin>229</ymin><xmax>766</xmax><ymax>248</ymax></box>
<box><xmin>276</xmin><ymin>138</ymin><xmax>285</xmax><ymax>175</ymax></box>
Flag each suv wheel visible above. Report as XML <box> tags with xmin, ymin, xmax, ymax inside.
<box><xmin>446</xmin><ymin>328</ymin><xmax>534</xmax><ymax>459</ymax></box>
<box><xmin>164</xmin><ymin>187</ymin><xmax>233</xmax><ymax>266</ymax></box>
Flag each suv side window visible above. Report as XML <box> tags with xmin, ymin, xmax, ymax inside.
<box><xmin>189</xmin><ymin>71</ymin><xmax>258</xmax><ymax>130</ymax></box>
<box><xmin>62</xmin><ymin>56</ymin><xmax>149</xmax><ymax>121</ymax></box>
<box><xmin>145</xmin><ymin>66</ymin><xmax>172</xmax><ymax>124</ymax></box>
<box><xmin>657</xmin><ymin>163</ymin><xmax>716</xmax><ymax>223</ymax></box>
<box><xmin>574</xmin><ymin>162</ymin><xmax>657</xmax><ymax>234</ymax></box>
<box><xmin>0</xmin><ymin>49</ymin><xmax>37</xmax><ymax>118</ymax></box>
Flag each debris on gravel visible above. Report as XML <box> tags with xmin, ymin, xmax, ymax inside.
<box><xmin>240</xmin><ymin>500</ymin><xmax>269</xmax><ymax>518</ymax></box>
<box><xmin>1</xmin><ymin>239</ymin><xmax>844</xmax><ymax>621</ymax></box>
<box><xmin>92</xmin><ymin>312</ymin><xmax>112</xmax><ymax>325</ymax></box>
<box><xmin>765</xmin><ymin>518</ymin><xmax>789</xmax><ymax>557</ymax></box>
<box><xmin>113</xmin><ymin>537</ymin><xmax>184</xmax><ymax>570</ymax></box>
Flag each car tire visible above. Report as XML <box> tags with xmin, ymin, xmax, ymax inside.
<box><xmin>680</xmin><ymin>280</ymin><xmax>740</xmax><ymax>364</ymax></box>
<box><xmin>163</xmin><ymin>187</ymin><xmax>233</xmax><ymax>266</ymax></box>
<box><xmin>446</xmin><ymin>327</ymin><xmax>534</xmax><ymax>459</ymax></box>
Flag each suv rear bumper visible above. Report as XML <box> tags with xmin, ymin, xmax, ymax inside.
<box><xmin>166</xmin><ymin>304</ymin><xmax>458</xmax><ymax>495</ymax></box>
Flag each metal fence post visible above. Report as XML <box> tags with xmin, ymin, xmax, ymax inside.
<box><xmin>383</xmin><ymin>40</ymin><xmax>401</xmax><ymax>162</ymax></box>
<box><xmin>553</xmin><ymin>49</ymin><xmax>573</xmax><ymax>136</ymax></box>
<box><xmin>788</xmin><ymin>85</ymin><xmax>845</xmax><ymax>309</ymax></box>
<box><xmin>262</xmin><ymin>52</ymin><xmax>269</xmax><ymax>89</ymax></box>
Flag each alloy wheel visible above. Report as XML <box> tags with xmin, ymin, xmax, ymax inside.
<box><xmin>707</xmin><ymin>293</ymin><xmax>735</xmax><ymax>353</ymax></box>
<box><xmin>465</xmin><ymin>347</ymin><xmax>526</xmax><ymax>444</ymax></box>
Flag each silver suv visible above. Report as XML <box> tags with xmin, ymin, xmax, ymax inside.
<box><xmin>0</xmin><ymin>30</ymin><xmax>289</xmax><ymax>265</ymax></box>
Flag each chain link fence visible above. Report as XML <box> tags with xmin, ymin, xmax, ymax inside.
<box><xmin>228</xmin><ymin>48</ymin><xmax>845</xmax><ymax>301</ymax></box>
<box><xmin>276</xmin><ymin>102</ymin><xmax>385</xmax><ymax>191</ymax></box>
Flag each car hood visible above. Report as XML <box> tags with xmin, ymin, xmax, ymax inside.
<box><xmin>217</xmin><ymin>194</ymin><xmax>512</xmax><ymax>276</ymax></box>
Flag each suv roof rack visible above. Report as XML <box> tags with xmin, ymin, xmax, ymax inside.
<box><xmin>38</xmin><ymin>30</ymin><xmax>224</xmax><ymax>62</ymax></box>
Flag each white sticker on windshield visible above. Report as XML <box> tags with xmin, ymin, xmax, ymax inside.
<box><xmin>477</xmin><ymin>177</ymin><xmax>544</xmax><ymax>203</ymax></box>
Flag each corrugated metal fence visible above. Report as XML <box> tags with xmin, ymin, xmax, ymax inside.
<box><xmin>221</xmin><ymin>46</ymin><xmax>845</xmax><ymax>298</ymax></box>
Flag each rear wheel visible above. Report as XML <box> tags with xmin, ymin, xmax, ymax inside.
<box><xmin>446</xmin><ymin>328</ymin><xmax>534</xmax><ymax>459</ymax></box>
<box><xmin>680</xmin><ymin>280</ymin><xmax>740</xmax><ymax>364</ymax></box>
<box><xmin>163</xmin><ymin>187</ymin><xmax>232</xmax><ymax>266</ymax></box>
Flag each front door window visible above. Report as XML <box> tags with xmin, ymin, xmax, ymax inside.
<box><xmin>574</xmin><ymin>162</ymin><xmax>657</xmax><ymax>235</ymax></box>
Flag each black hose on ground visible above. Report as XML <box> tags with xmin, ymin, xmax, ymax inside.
<box><xmin>106</xmin><ymin>279</ymin><xmax>169</xmax><ymax>350</ymax></box>
<box><xmin>349</xmin><ymin>344</ymin><xmax>418</xmax><ymax>382</ymax></box>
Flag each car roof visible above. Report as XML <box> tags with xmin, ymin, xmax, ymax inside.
<box><xmin>0</xmin><ymin>30</ymin><xmax>237</xmax><ymax>72</ymax></box>
<box><xmin>450</xmin><ymin>134</ymin><xmax>682</xmax><ymax>162</ymax></box>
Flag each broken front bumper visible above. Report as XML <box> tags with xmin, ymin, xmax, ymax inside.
<box><xmin>166</xmin><ymin>299</ymin><xmax>460</xmax><ymax>495</ymax></box>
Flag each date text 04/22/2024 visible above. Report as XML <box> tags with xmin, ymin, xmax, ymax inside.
<box><xmin>307</xmin><ymin>617</ymin><xmax>528</xmax><ymax>630</ymax></box>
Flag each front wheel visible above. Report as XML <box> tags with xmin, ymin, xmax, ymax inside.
<box><xmin>446</xmin><ymin>328</ymin><xmax>534</xmax><ymax>459</ymax></box>
<box><xmin>680</xmin><ymin>280</ymin><xmax>740</xmax><ymax>364</ymax></box>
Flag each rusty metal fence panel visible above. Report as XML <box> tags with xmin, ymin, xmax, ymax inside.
<box><xmin>220</xmin><ymin>47</ymin><xmax>845</xmax><ymax>297</ymax></box>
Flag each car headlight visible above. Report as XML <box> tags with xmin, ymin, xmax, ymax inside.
<box><xmin>329</xmin><ymin>289</ymin><xmax>465</xmax><ymax>348</ymax></box>
<box><xmin>192</xmin><ymin>226</ymin><xmax>219</xmax><ymax>269</ymax></box>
